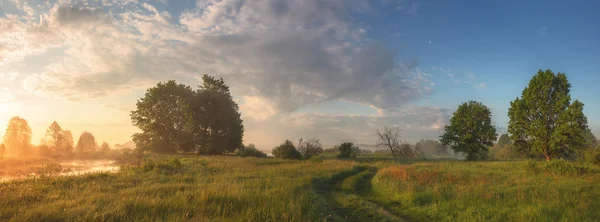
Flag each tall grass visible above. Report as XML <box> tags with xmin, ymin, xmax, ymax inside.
<box><xmin>372</xmin><ymin>160</ymin><xmax>600</xmax><ymax>221</ymax></box>
<box><xmin>0</xmin><ymin>155</ymin><xmax>357</xmax><ymax>221</ymax></box>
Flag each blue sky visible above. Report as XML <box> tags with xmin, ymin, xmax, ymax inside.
<box><xmin>0</xmin><ymin>0</ymin><xmax>598</xmax><ymax>149</ymax></box>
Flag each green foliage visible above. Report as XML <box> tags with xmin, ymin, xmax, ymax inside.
<box><xmin>272</xmin><ymin>140</ymin><xmax>302</xmax><ymax>159</ymax></box>
<box><xmin>584</xmin><ymin>149</ymin><xmax>600</xmax><ymax>166</ymax></box>
<box><xmin>193</xmin><ymin>75</ymin><xmax>245</xmax><ymax>155</ymax></box>
<box><xmin>440</xmin><ymin>101</ymin><xmax>497</xmax><ymax>161</ymax></box>
<box><xmin>236</xmin><ymin>144</ymin><xmax>267</xmax><ymax>158</ymax></box>
<box><xmin>338</xmin><ymin>142</ymin><xmax>358</xmax><ymax>159</ymax></box>
<box><xmin>297</xmin><ymin>138</ymin><xmax>323</xmax><ymax>159</ymax></box>
<box><xmin>508</xmin><ymin>69</ymin><xmax>590</xmax><ymax>161</ymax></box>
<box><xmin>131</xmin><ymin>76</ymin><xmax>244</xmax><ymax>155</ymax></box>
<box><xmin>497</xmin><ymin>133</ymin><xmax>511</xmax><ymax>147</ymax></box>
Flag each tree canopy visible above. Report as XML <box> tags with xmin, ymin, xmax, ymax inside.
<box><xmin>337</xmin><ymin>142</ymin><xmax>358</xmax><ymax>159</ymax></box>
<box><xmin>2</xmin><ymin>116</ymin><xmax>32</xmax><ymax>155</ymax></box>
<box><xmin>508</xmin><ymin>69</ymin><xmax>589</xmax><ymax>161</ymax></box>
<box><xmin>131</xmin><ymin>75</ymin><xmax>244</xmax><ymax>155</ymax></box>
<box><xmin>440</xmin><ymin>101</ymin><xmax>497</xmax><ymax>161</ymax></box>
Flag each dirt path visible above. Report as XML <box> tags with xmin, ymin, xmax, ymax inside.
<box><xmin>313</xmin><ymin>166</ymin><xmax>414</xmax><ymax>222</ymax></box>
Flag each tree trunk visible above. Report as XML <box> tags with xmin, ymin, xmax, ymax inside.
<box><xmin>543</xmin><ymin>153</ymin><xmax>551</xmax><ymax>161</ymax></box>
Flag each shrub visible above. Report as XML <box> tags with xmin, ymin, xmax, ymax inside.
<box><xmin>338</xmin><ymin>142</ymin><xmax>358</xmax><ymax>159</ymax></box>
<box><xmin>236</xmin><ymin>144</ymin><xmax>267</xmax><ymax>158</ymax></box>
<box><xmin>272</xmin><ymin>140</ymin><xmax>302</xmax><ymax>159</ymax></box>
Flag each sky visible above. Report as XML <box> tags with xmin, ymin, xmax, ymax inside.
<box><xmin>0</xmin><ymin>0</ymin><xmax>599</xmax><ymax>151</ymax></box>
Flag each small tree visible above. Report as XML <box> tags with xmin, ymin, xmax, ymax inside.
<box><xmin>272</xmin><ymin>140</ymin><xmax>302</xmax><ymax>159</ymax></box>
<box><xmin>297</xmin><ymin>138</ymin><xmax>323</xmax><ymax>159</ymax></box>
<box><xmin>376</xmin><ymin>126</ymin><xmax>402</xmax><ymax>159</ymax></box>
<box><xmin>508</xmin><ymin>69</ymin><xmax>589</xmax><ymax>161</ymax></box>
<box><xmin>101</xmin><ymin>142</ymin><xmax>110</xmax><ymax>151</ymax></box>
<box><xmin>440</xmin><ymin>101</ymin><xmax>497</xmax><ymax>161</ymax></box>
<box><xmin>338</xmin><ymin>142</ymin><xmax>358</xmax><ymax>159</ymax></box>
<box><xmin>76</xmin><ymin>132</ymin><xmax>97</xmax><ymax>152</ymax></box>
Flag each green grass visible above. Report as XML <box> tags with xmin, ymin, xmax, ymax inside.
<box><xmin>2</xmin><ymin>155</ymin><xmax>600</xmax><ymax>221</ymax></box>
<box><xmin>0</xmin><ymin>155</ymin><xmax>357</xmax><ymax>221</ymax></box>
<box><xmin>372</xmin><ymin>160</ymin><xmax>600</xmax><ymax>222</ymax></box>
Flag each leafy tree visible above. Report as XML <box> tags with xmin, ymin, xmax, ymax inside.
<box><xmin>131</xmin><ymin>80</ymin><xmax>196</xmax><ymax>153</ymax></box>
<box><xmin>338</xmin><ymin>142</ymin><xmax>358</xmax><ymax>159</ymax></box>
<box><xmin>101</xmin><ymin>142</ymin><xmax>110</xmax><ymax>151</ymax></box>
<box><xmin>192</xmin><ymin>75</ymin><xmax>244</xmax><ymax>155</ymax></box>
<box><xmin>497</xmin><ymin>133</ymin><xmax>511</xmax><ymax>148</ymax></box>
<box><xmin>272</xmin><ymin>140</ymin><xmax>302</xmax><ymax>159</ymax></box>
<box><xmin>508</xmin><ymin>69</ymin><xmax>589</xmax><ymax>161</ymax></box>
<box><xmin>2</xmin><ymin>116</ymin><xmax>32</xmax><ymax>155</ymax></box>
<box><xmin>297</xmin><ymin>138</ymin><xmax>323</xmax><ymax>159</ymax></box>
<box><xmin>76</xmin><ymin>132</ymin><xmax>97</xmax><ymax>152</ymax></box>
<box><xmin>131</xmin><ymin>75</ymin><xmax>244</xmax><ymax>155</ymax></box>
<box><xmin>440</xmin><ymin>101</ymin><xmax>497</xmax><ymax>161</ymax></box>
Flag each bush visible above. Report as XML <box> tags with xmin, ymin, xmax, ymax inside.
<box><xmin>236</xmin><ymin>144</ymin><xmax>267</xmax><ymax>158</ymax></box>
<box><xmin>584</xmin><ymin>150</ymin><xmax>600</xmax><ymax>166</ymax></box>
<box><xmin>338</xmin><ymin>142</ymin><xmax>358</xmax><ymax>159</ymax></box>
<box><xmin>272</xmin><ymin>140</ymin><xmax>302</xmax><ymax>159</ymax></box>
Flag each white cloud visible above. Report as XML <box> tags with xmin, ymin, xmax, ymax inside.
<box><xmin>476</xmin><ymin>82</ymin><xmax>487</xmax><ymax>89</ymax></box>
<box><xmin>1</xmin><ymin>0</ymin><xmax>443</xmax><ymax>146</ymax></box>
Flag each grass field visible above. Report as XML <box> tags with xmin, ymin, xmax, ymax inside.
<box><xmin>1</xmin><ymin>155</ymin><xmax>600</xmax><ymax>221</ymax></box>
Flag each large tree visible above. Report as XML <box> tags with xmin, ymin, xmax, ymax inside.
<box><xmin>76</xmin><ymin>132</ymin><xmax>97</xmax><ymax>152</ymax></box>
<box><xmin>192</xmin><ymin>75</ymin><xmax>244</xmax><ymax>155</ymax></box>
<box><xmin>2</xmin><ymin>116</ymin><xmax>32</xmax><ymax>155</ymax></box>
<box><xmin>440</xmin><ymin>101</ymin><xmax>497</xmax><ymax>161</ymax></box>
<box><xmin>131</xmin><ymin>80</ymin><xmax>196</xmax><ymax>153</ymax></box>
<box><xmin>130</xmin><ymin>75</ymin><xmax>244</xmax><ymax>155</ymax></box>
<box><xmin>508</xmin><ymin>69</ymin><xmax>589</xmax><ymax>161</ymax></box>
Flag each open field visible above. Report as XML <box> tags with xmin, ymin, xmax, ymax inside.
<box><xmin>1</xmin><ymin>155</ymin><xmax>600</xmax><ymax>221</ymax></box>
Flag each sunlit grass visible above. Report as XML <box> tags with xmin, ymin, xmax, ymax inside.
<box><xmin>372</xmin><ymin>160</ymin><xmax>600</xmax><ymax>221</ymax></box>
<box><xmin>0</xmin><ymin>155</ymin><xmax>357</xmax><ymax>221</ymax></box>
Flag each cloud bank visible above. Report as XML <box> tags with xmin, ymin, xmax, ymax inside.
<box><xmin>0</xmin><ymin>0</ymin><xmax>449</xmax><ymax>149</ymax></box>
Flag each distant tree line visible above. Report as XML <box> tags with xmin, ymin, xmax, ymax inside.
<box><xmin>1</xmin><ymin>117</ymin><xmax>112</xmax><ymax>157</ymax></box>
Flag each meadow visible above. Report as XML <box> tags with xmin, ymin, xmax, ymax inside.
<box><xmin>1</xmin><ymin>154</ymin><xmax>600</xmax><ymax>221</ymax></box>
